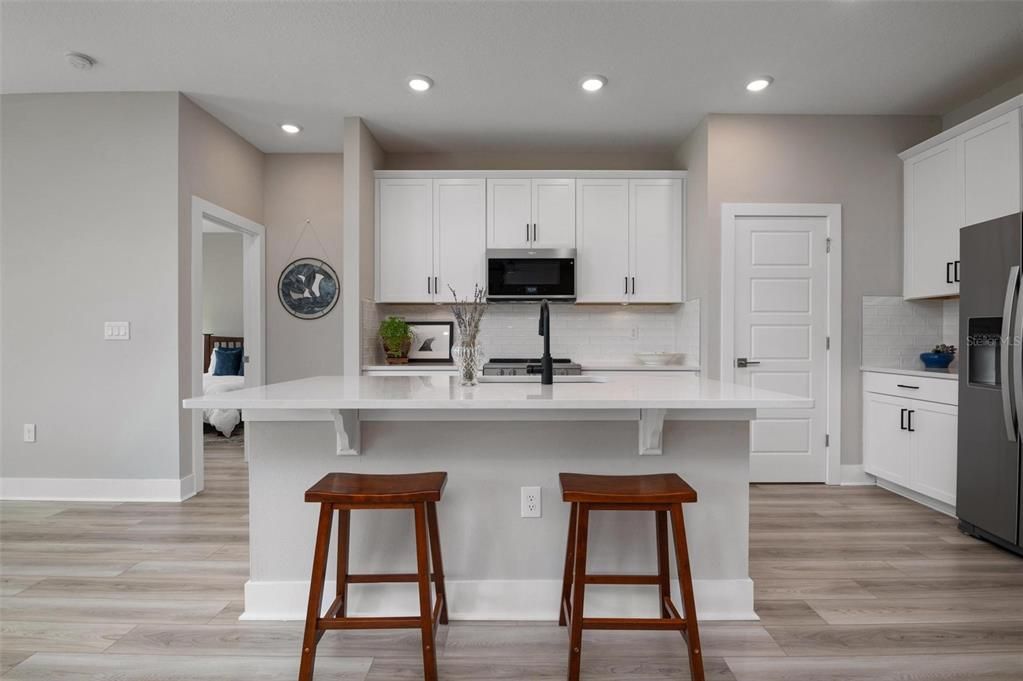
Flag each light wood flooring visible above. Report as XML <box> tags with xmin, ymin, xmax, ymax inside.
<box><xmin>2</xmin><ymin>442</ymin><xmax>1023</xmax><ymax>680</ymax></box>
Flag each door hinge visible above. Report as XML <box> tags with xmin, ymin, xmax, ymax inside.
<box><xmin>825</xmin><ymin>434</ymin><xmax>830</xmax><ymax>447</ymax></box>
<box><xmin>826</xmin><ymin>237</ymin><xmax>832</xmax><ymax>253</ymax></box>
<box><xmin>826</xmin><ymin>336</ymin><xmax>831</xmax><ymax>350</ymax></box>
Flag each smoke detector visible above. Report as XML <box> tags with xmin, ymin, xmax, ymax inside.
<box><xmin>65</xmin><ymin>52</ymin><xmax>96</xmax><ymax>70</ymax></box>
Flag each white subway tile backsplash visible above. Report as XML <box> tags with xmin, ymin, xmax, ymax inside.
<box><xmin>862</xmin><ymin>296</ymin><xmax>959</xmax><ymax>371</ymax></box>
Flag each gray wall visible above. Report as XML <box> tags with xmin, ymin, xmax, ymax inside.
<box><xmin>943</xmin><ymin>72</ymin><xmax>1023</xmax><ymax>129</ymax></box>
<box><xmin>264</xmin><ymin>154</ymin><xmax>344</xmax><ymax>383</ymax></box>
<box><xmin>202</xmin><ymin>233</ymin><xmax>244</xmax><ymax>337</ymax></box>
<box><xmin>1</xmin><ymin>92</ymin><xmax>181</xmax><ymax>479</ymax></box>
<box><xmin>678</xmin><ymin>114</ymin><xmax>942</xmax><ymax>467</ymax></box>
<box><xmin>384</xmin><ymin>149</ymin><xmax>677</xmax><ymax>170</ymax></box>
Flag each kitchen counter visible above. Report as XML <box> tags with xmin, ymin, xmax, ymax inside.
<box><xmin>184</xmin><ymin>374</ymin><xmax>808</xmax><ymax>623</ymax></box>
<box><xmin>362</xmin><ymin>362</ymin><xmax>702</xmax><ymax>373</ymax></box>
<box><xmin>861</xmin><ymin>366</ymin><xmax>958</xmax><ymax>381</ymax></box>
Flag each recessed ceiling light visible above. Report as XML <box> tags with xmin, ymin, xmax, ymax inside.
<box><xmin>746</xmin><ymin>76</ymin><xmax>774</xmax><ymax>92</ymax></box>
<box><xmin>580</xmin><ymin>75</ymin><xmax>607</xmax><ymax>92</ymax></box>
<box><xmin>408</xmin><ymin>75</ymin><xmax>433</xmax><ymax>92</ymax></box>
<box><xmin>65</xmin><ymin>52</ymin><xmax>96</xmax><ymax>70</ymax></box>
<box><xmin>280</xmin><ymin>123</ymin><xmax>302</xmax><ymax>134</ymax></box>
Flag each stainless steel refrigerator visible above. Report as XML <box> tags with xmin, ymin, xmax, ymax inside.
<box><xmin>958</xmin><ymin>211</ymin><xmax>1023</xmax><ymax>555</ymax></box>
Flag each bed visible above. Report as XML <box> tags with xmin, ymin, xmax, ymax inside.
<box><xmin>202</xmin><ymin>334</ymin><xmax>246</xmax><ymax>437</ymax></box>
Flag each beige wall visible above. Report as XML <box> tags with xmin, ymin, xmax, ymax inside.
<box><xmin>679</xmin><ymin>114</ymin><xmax>942</xmax><ymax>467</ymax></box>
<box><xmin>943</xmin><ymin>72</ymin><xmax>1023</xmax><ymax>129</ymax></box>
<box><xmin>674</xmin><ymin>119</ymin><xmax>709</xmax><ymax>367</ymax></box>
<box><xmin>263</xmin><ymin>154</ymin><xmax>344</xmax><ymax>383</ymax></box>
<box><xmin>202</xmin><ymin>233</ymin><xmax>244</xmax><ymax>337</ymax></box>
<box><xmin>384</xmin><ymin>149</ymin><xmax>677</xmax><ymax>170</ymax></box>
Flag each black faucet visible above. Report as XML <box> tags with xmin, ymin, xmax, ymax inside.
<box><xmin>538</xmin><ymin>299</ymin><xmax>553</xmax><ymax>385</ymax></box>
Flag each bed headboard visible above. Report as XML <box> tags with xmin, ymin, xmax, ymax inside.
<box><xmin>203</xmin><ymin>334</ymin><xmax>244</xmax><ymax>373</ymax></box>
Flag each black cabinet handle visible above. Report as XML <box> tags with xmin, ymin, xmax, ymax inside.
<box><xmin>631</xmin><ymin>277</ymin><xmax>636</xmax><ymax>295</ymax></box>
<box><xmin>907</xmin><ymin>410</ymin><xmax>915</xmax><ymax>432</ymax></box>
<box><xmin>625</xmin><ymin>276</ymin><xmax>629</xmax><ymax>295</ymax></box>
<box><xmin>427</xmin><ymin>277</ymin><xmax>431</xmax><ymax>294</ymax></box>
<box><xmin>533</xmin><ymin>223</ymin><xmax>537</xmax><ymax>241</ymax></box>
<box><xmin>900</xmin><ymin>408</ymin><xmax>907</xmax><ymax>430</ymax></box>
<box><xmin>896</xmin><ymin>384</ymin><xmax>919</xmax><ymax>389</ymax></box>
<box><xmin>434</xmin><ymin>276</ymin><xmax>438</xmax><ymax>293</ymax></box>
<box><xmin>526</xmin><ymin>223</ymin><xmax>530</xmax><ymax>242</ymax></box>
<box><xmin>946</xmin><ymin>261</ymin><xmax>953</xmax><ymax>284</ymax></box>
<box><xmin>954</xmin><ymin>260</ymin><xmax>960</xmax><ymax>283</ymax></box>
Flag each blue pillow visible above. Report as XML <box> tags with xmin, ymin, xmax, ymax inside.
<box><xmin>213</xmin><ymin>347</ymin><xmax>244</xmax><ymax>376</ymax></box>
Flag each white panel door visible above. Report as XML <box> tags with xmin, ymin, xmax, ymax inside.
<box><xmin>960</xmin><ymin>108</ymin><xmax>1022</xmax><ymax>226</ymax></box>
<box><xmin>863</xmin><ymin>392</ymin><xmax>911</xmax><ymax>487</ymax></box>
<box><xmin>629</xmin><ymin>179</ymin><xmax>682</xmax><ymax>303</ymax></box>
<box><xmin>487</xmin><ymin>178</ymin><xmax>532</xmax><ymax>248</ymax></box>
<box><xmin>434</xmin><ymin>178</ymin><xmax>486</xmax><ymax>302</ymax></box>
<box><xmin>904</xmin><ymin>139</ymin><xmax>960</xmax><ymax>298</ymax></box>
<box><xmin>576</xmin><ymin>179</ymin><xmax>630</xmax><ymax>303</ymax></box>
<box><xmin>531</xmin><ymin>178</ymin><xmax>576</xmax><ymax>248</ymax></box>
<box><xmin>732</xmin><ymin>214</ymin><xmax>829</xmax><ymax>481</ymax></box>
<box><xmin>907</xmin><ymin>400</ymin><xmax>958</xmax><ymax>506</ymax></box>
<box><xmin>376</xmin><ymin>178</ymin><xmax>434</xmax><ymax>302</ymax></box>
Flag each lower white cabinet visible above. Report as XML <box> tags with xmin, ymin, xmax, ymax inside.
<box><xmin>862</xmin><ymin>371</ymin><xmax>958</xmax><ymax>508</ymax></box>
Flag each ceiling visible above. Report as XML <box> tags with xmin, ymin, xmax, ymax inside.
<box><xmin>3</xmin><ymin>1</ymin><xmax>1023</xmax><ymax>154</ymax></box>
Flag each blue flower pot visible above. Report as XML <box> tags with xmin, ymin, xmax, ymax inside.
<box><xmin>920</xmin><ymin>352</ymin><xmax>954</xmax><ymax>370</ymax></box>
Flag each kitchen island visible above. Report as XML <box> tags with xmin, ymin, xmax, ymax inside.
<box><xmin>184</xmin><ymin>373</ymin><xmax>810</xmax><ymax>622</ymax></box>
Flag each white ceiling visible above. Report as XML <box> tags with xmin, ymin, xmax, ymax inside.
<box><xmin>3</xmin><ymin>1</ymin><xmax>1023</xmax><ymax>154</ymax></box>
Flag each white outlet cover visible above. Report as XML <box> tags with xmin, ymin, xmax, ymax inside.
<box><xmin>520</xmin><ymin>486</ymin><xmax>542</xmax><ymax>518</ymax></box>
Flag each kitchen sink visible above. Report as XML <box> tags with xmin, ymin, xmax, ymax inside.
<box><xmin>478</xmin><ymin>375</ymin><xmax>609</xmax><ymax>384</ymax></box>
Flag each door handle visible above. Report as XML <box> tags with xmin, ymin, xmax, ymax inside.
<box><xmin>946</xmin><ymin>261</ymin><xmax>953</xmax><ymax>284</ymax></box>
<box><xmin>900</xmin><ymin>408</ymin><xmax>907</xmax><ymax>430</ymax></box>
<box><xmin>735</xmin><ymin>358</ymin><xmax>760</xmax><ymax>368</ymax></box>
<box><xmin>1002</xmin><ymin>265</ymin><xmax>1019</xmax><ymax>441</ymax></box>
<box><xmin>907</xmin><ymin>410</ymin><xmax>915</xmax><ymax>433</ymax></box>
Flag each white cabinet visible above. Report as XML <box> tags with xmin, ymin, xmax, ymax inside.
<box><xmin>376</xmin><ymin>177</ymin><xmax>486</xmax><ymax>303</ymax></box>
<box><xmin>575</xmin><ymin>178</ymin><xmax>683</xmax><ymax>304</ymax></box>
<box><xmin>487</xmin><ymin>178</ymin><xmax>575</xmax><ymax>249</ymax></box>
<box><xmin>862</xmin><ymin>371</ymin><xmax>958</xmax><ymax>510</ymax></box>
<box><xmin>960</xmin><ymin>108</ymin><xmax>1021</xmax><ymax>226</ymax></box>
<box><xmin>902</xmin><ymin>101</ymin><xmax>1023</xmax><ymax>300</ymax></box>
<box><xmin>903</xmin><ymin>139</ymin><xmax>960</xmax><ymax>299</ymax></box>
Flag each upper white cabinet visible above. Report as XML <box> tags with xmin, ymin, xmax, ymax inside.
<box><xmin>487</xmin><ymin>178</ymin><xmax>575</xmax><ymax>249</ymax></box>
<box><xmin>376</xmin><ymin>177</ymin><xmax>486</xmax><ymax>303</ymax></box>
<box><xmin>902</xmin><ymin>99</ymin><xmax>1023</xmax><ymax>299</ymax></box>
<box><xmin>575</xmin><ymin>178</ymin><xmax>683</xmax><ymax>304</ymax></box>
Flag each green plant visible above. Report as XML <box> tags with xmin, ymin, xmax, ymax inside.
<box><xmin>932</xmin><ymin>343</ymin><xmax>956</xmax><ymax>355</ymax></box>
<box><xmin>379</xmin><ymin>317</ymin><xmax>413</xmax><ymax>358</ymax></box>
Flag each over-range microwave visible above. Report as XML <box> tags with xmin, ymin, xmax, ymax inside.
<box><xmin>486</xmin><ymin>248</ymin><xmax>576</xmax><ymax>302</ymax></box>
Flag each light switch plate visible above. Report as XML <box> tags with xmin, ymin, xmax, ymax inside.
<box><xmin>104</xmin><ymin>321</ymin><xmax>130</xmax><ymax>340</ymax></box>
<box><xmin>23</xmin><ymin>424</ymin><xmax>36</xmax><ymax>443</ymax></box>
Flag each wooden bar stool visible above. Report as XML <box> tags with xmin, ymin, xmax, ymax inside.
<box><xmin>558</xmin><ymin>473</ymin><xmax>704</xmax><ymax>681</ymax></box>
<box><xmin>298</xmin><ymin>472</ymin><xmax>449</xmax><ymax>681</ymax></box>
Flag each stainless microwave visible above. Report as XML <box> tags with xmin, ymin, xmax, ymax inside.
<box><xmin>486</xmin><ymin>248</ymin><xmax>576</xmax><ymax>302</ymax></box>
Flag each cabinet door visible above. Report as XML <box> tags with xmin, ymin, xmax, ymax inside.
<box><xmin>575</xmin><ymin>179</ymin><xmax>630</xmax><ymax>303</ymax></box>
<box><xmin>487</xmin><ymin>178</ymin><xmax>532</xmax><ymax>248</ymax></box>
<box><xmin>907</xmin><ymin>400</ymin><xmax>958</xmax><ymax>507</ymax></box>
<box><xmin>862</xmin><ymin>392</ymin><xmax>911</xmax><ymax>486</ymax></box>
<box><xmin>435</xmin><ymin>178</ymin><xmax>486</xmax><ymax>302</ymax></box>
<box><xmin>904</xmin><ymin>140</ymin><xmax>961</xmax><ymax>298</ymax></box>
<box><xmin>629</xmin><ymin>179</ymin><xmax>682</xmax><ymax>303</ymax></box>
<box><xmin>376</xmin><ymin>178</ymin><xmax>434</xmax><ymax>302</ymax></box>
<box><xmin>960</xmin><ymin>108</ymin><xmax>1022</xmax><ymax>226</ymax></box>
<box><xmin>531</xmin><ymin>178</ymin><xmax>576</xmax><ymax>248</ymax></box>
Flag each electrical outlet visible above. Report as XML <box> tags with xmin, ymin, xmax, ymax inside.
<box><xmin>23</xmin><ymin>424</ymin><xmax>36</xmax><ymax>443</ymax></box>
<box><xmin>631</xmin><ymin>327</ymin><xmax>639</xmax><ymax>340</ymax></box>
<box><xmin>521</xmin><ymin>486</ymin><xmax>541</xmax><ymax>518</ymax></box>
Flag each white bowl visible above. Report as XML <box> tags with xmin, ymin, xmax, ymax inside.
<box><xmin>635</xmin><ymin>352</ymin><xmax>684</xmax><ymax>366</ymax></box>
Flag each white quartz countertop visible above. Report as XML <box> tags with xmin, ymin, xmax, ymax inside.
<box><xmin>184</xmin><ymin>374</ymin><xmax>811</xmax><ymax>411</ymax></box>
<box><xmin>861</xmin><ymin>366</ymin><xmax>959</xmax><ymax>381</ymax></box>
<box><xmin>361</xmin><ymin>362</ymin><xmax>701</xmax><ymax>372</ymax></box>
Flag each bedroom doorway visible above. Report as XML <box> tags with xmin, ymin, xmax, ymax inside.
<box><xmin>191</xmin><ymin>198</ymin><xmax>265</xmax><ymax>495</ymax></box>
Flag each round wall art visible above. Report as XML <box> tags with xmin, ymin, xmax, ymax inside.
<box><xmin>277</xmin><ymin>258</ymin><xmax>340</xmax><ymax>320</ymax></box>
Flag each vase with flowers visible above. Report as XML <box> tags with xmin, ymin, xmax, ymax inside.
<box><xmin>449</xmin><ymin>284</ymin><xmax>488</xmax><ymax>386</ymax></box>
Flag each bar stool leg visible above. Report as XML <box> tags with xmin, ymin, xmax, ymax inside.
<box><xmin>298</xmin><ymin>503</ymin><xmax>333</xmax><ymax>681</ymax></box>
<box><xmin>567</xmin><ymin>503</ymin><xmax>590</xmax><ymax>681</ymax></box>
<box><xmin>426</xmin><ymin>502</ymin><xmax>449</xmax><ymax>625</ymax></box>
<box><xmin>559</xmin><ymin>502</ymin><xmax>578</xmax><ymax>626</ymax></box>
<box><xmin>655</xmin><ymin>510</ymin><xmax>671</xmax><ymax>618</ymax></box>
<box><xmin>413</xmin><ymin>503</ymin><xmax>439</xmax><ymax>681</ymax></box>
<box><xmin>670</xmin><ymin>503</ymin><xmax>705</xmax><ymax>681</ymax></box>
<box><xmin>336</xmin><ymin>509</ymin><xmax>351</xmax><ymax>618</ymax></box>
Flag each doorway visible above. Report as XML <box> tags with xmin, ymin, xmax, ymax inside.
<box><xmin>721</xmin><ymin>203</ymin><xmax>842</xmax><ymax>484</ymax></box>
<box><xmin>190</xmin><ymin>198</ymin><xmax>265</xmax><ymax>494</ymax></box>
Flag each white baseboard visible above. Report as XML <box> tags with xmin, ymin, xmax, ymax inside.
<box><xmin>840</xmin><ymin>464</ymin><xmax>875</xmax><ymax>486</ymax></box>
<box><xmin>0</xmin><ymin>474</ymin><xmax>196</xmax><ymax>502</ymax></box>
<box><xmin>241</xmin><ymin>577</ymin><xmax>757</xmax><ymax>622</ymax></box>
<box><xmin>875</xmin><ymin>477</ymin><xmax>956</xmax><ymax>517</ymax></box>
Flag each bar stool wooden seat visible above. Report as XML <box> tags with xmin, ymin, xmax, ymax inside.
<box><xmin>298</xmin><ymin>472</ymin><xmax>449</xmax><ymax>681</ymax></box>
<box><xmin>558</xmin><ymin>472</ymin><xmax>704</xmax><ymax>681</ymax></box>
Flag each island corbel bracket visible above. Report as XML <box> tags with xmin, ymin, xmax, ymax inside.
<box><xmin>332</xmin><ymin>409</ymin><xmax>361</xmax><ymax>456</ymax></box>
<box><xmin>638</xmin><ymin>408</ymin><xmax>667</xmax><ymax>455</ymax></box>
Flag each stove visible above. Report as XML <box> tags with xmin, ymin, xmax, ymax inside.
<box><xmin>483</xmin><ymin>357</ymin><xmax>582</xmax><ymax>377</ymax></box>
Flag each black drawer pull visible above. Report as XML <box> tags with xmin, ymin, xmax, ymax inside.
<box><xmin>896</xmin><ymin>384</ymin><xmax>919</xmax><ymax>389</ymax></box>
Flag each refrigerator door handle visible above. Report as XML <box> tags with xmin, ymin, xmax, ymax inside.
<box><xmin>1003</xmin><ymin>265</ymin><xmax>1020</xmax><ymax>442</ymax></box>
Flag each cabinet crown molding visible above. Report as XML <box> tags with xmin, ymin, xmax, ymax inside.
<box><xmin>375</xmin><ymin>170</ymin><xmax>687</xmax><ymax>179</ymax></box>
<box><xmin>899</xmin><ymin>94</ymin><xmax>1023</xmax><ymax>160</ymax></box>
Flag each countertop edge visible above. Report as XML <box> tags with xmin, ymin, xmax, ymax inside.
<box><xmin>860</xmin><ymin>366</ymin><xmax>958</xmax><ymax>381</ymax></box>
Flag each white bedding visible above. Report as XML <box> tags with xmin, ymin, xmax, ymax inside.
<box><xmin>203</xmin><ymin>373</ymin><xmax>245</xmax><ymax>437</ymax></box>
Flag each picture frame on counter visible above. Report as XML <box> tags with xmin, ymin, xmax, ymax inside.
<box><xmin>408</xmin><ymin>321</ymin><xmax>454</xmax><ymax>363</ymax></box>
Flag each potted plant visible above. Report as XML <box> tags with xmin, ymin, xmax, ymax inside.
<box><xmin>920</xmin><ymin>343</ymin><xmax>956</xmax><ymax>370</ymax></box>
<box><xmin>379</xmin><ymin>316</ymin><xmax>414</xmax><ymax>365</ymax></box>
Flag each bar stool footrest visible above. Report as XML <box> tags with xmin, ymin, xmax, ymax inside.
<box><xmin>582</xmin><ymin>617</ymin><xmax>688</xmax><ymax>631</ymax></box>
<box><xmin>318</xmin><ymin>616</ymin><xmax>422</xmax><ymax>630</ymax></box>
